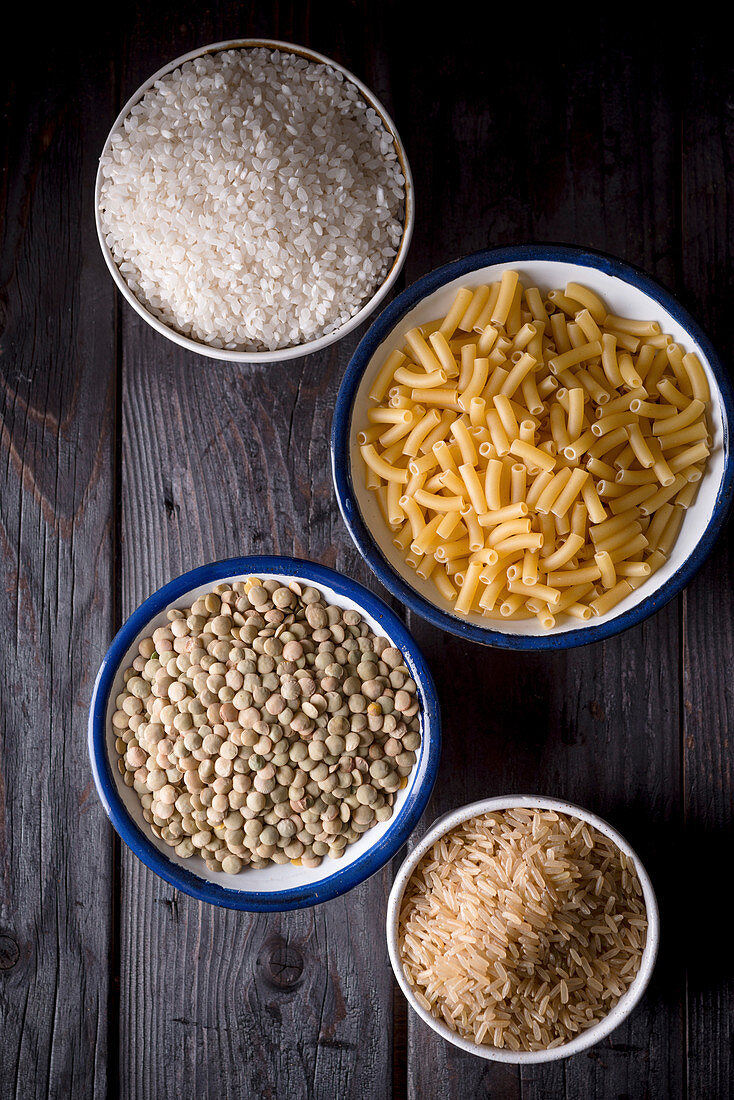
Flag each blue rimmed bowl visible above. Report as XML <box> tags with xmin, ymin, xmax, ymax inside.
<box><xmin>331</xmin><ymin>244</ymin><xmax>734</xmax><ymax>649</ymax></box>
<box><xmin>88</xmin><ymin>555</ymin><xmax>441</xmax><ymax>911</ymax></box>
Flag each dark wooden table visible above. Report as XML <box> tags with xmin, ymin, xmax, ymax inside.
<box><xmin>2</xmin><ymin>6</ymin><xmax>732</xmax><ymax>1098</ymax></box>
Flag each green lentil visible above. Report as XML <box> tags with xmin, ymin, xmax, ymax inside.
<box><xmin>113</xmin><ymin>577</ymin><xmax>421</xmax><ymax>875</ymax></box>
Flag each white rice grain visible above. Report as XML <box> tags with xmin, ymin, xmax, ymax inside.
<box><xmin>99</xmin><ymin>47</ymin><xmax>405</xmax><ymax>352</ymax></box>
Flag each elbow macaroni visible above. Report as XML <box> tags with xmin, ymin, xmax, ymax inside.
<box><xmin>357</xmin><ymin>273</ymin><xmax>713</xmax><ymax>625</ymax></box>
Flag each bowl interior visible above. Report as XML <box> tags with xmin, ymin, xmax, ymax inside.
<box><xmin>344</xmin><ymin>253</ymin><xmax>729</xmax><ymax>638</ymax></box>
<box><xmin>386</xmin><ymin>794</ymin><xmax>660</xmax><ymax>1063</ymax></box>
<box><xmin>97</xmin><ymin>566</ymin><xmax>436</xmax><ymax>899</ymax></box>
<box><xmin>94</xmin><ymin>38</ymin><xmax>414</xmax><ymax>363</ymax></box>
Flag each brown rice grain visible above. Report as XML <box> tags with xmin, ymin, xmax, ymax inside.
<box><xmin>398</xmin><ymin>808</ymin><xmax>647</xmax><ymax>1051</ymax></box>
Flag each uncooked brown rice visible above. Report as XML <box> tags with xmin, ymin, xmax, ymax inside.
<box><xmin>397</xmin><ymin>807</ymin><xmax>647</xmax><ymax>1051</ymax></box>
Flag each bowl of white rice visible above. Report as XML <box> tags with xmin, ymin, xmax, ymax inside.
<box><xmin>386</xmin><ymin>795</ymin><xmax>659</xmax><ymax>1062</ymax></box>
<box><xmin>95</xmin><ymin>39</ymin><xmax>413</xmax><ymax>361</ymax></box>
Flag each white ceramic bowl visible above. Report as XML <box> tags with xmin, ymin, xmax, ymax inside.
<box><xmin>386</xmin><ymin>794</ymin><xmax>660</xmax><ymax>1063</ymax></box>
<box><xmin>88</xmin><ymin>556</ymin><xmax>440</xmax><ymax>910</ymax></box>
<box><xmin>332</xmin><ymin>245</ymin><xmax>734</xmax><ymax>648</ymax></box>
<box><xmin>94</xmin><ymin>39</ymin><xmax>414</xmax><ymax>363</ymax></box>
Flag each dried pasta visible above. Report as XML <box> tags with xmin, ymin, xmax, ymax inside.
<box><xmin>357</xmin><ymin>272</ymin><xmax>713</xmax><ymax>626</ymax></box>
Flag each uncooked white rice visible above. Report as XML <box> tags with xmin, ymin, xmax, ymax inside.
<box><xmin>98</xmin><ymin>47</ymin><xmax>405</xmax><ymax>352</ymax></box>
<box><xmin>398</xmin><ymin>808</ymin><xmax>647</xmax><ymax>1052</ymax></box>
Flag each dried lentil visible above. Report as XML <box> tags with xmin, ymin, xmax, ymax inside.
<box><xmin>113</xmin><ymin>578</ymin><xmax>422</xmax><ymax>873</ymax></box>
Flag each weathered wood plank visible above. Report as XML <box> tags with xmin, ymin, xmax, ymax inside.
<box><xmin>117</xmin><ymin>326</ymin><xmax>397</xmax><ymax>1099</ymax></box>
<box><xmin>396</xmin><ymin>28</ymin><xmax>687</xmax><ymax>1100</ymax></box>
<box><xmin>0</xmin><ymin>36</ymin><xmax>117</xmax><ymax>1100</ymax></box>
<box><xmin>2</xmin><ymin>7</ymin><xmax>731</xmax><ymax>1099</ymax></box>
<box><xmin>679</xmin><ymin>38</ymin><xmax>734</xmax><ymax>1100</ymax></box>
<box><xmin>113</xmin><ymin>9</ymin><xmax>406</xmax><ymax>1090</ymax></box>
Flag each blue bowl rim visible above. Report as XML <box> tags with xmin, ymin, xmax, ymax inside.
<box><xmin>331</xmin><ymin>242</ymin><xmax>734</xmax><ymax>650</ymax></box>
<box><xmin>87</xmin><ymin>554</ymin><xmax>442</xmax><ymax>911</ymax></box>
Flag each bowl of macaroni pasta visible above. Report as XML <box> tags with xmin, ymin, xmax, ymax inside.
<box><xmin>331</xmin><ymin>244</ymin><xmax>734</xmax><ymax>648</ymax></box>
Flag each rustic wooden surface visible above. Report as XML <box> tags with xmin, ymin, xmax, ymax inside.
<box><xmin>1</xmin><ymin>6</ymin><xmax>732</xmax><ymax>1098</ymax></box>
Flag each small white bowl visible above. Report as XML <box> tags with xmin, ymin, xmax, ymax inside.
<box><xmin>386</xmin><ymin>794</ymin><xmax>660</xmax><ymax>1063</ymax></box>
<box><xmin>94</xmin><ymin>39</ymin><xmax>414</xmax><ymax>363</ymax></box>
<box><xmin>332</xmin><ymin>245</ymin><xmax>734</xmax><ymax>648</ymax></box>
<box><xmin>88</xmin><ymin>556</ymin><xmax>440</xmax><ymax>910</ymax></box>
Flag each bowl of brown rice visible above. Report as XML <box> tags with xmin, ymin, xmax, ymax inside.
<box><xmin>386</xmin><ymin>795</ymin><xmax>659</xmax><ymax>1062</ymax></box>
<box><xmin>95</xmin><ymin>39</ymin><xmax>413</xmax><ymax>362</ymax></box>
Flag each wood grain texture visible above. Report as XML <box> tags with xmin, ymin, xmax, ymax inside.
<box><xmin>679</xmin><ymin>39</ymin><xmax>734</xmax><ymax>1100</ymax></box>
<box><xmin>397</xmin><ymin>26</ymin><xmax>689</xmax><ymax>1100</ymax></box>
<box><xmin>0</xmin><ymin>7</ymin><xmax>732</xmax><ymax>1100</ymax></box>
<box><xmin>113</xmin><ymin>8</ymin><xmax>404</xmax><ymax>1079</ymax></box>
<box><xmin>0</xmin><ymin>30</ymin><xmax>117</xmax><ymax>1100</ymax></box>
<box><xmin>117</xmin><ymin>321</ymin><xmax>396</xmax><ymax>1100</ymax></box>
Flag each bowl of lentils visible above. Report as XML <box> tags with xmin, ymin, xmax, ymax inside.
<box><xmin>88</xmin><ymin>556</ymin><xmax>440</xmax><ymax>910</ymax></box>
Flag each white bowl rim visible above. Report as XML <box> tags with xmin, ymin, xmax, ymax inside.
<box><xmin>87</xmin><ymin>554</ymin><xmax>441</xmax><ymax>910</ymax></box>
<box><xmin>331</xmin><ymin>243</ymin><xmax>734</xmax><ymax>649</ymax></box>
<box><xmin>386</xmin><ymin>793</ymin><xmax>660</xmax><ymax>1063</ymax></box>
<box><xmin>94</xmin><ymin>37</ymin><xmax>415</xmax><ymax>363</ymax></box>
